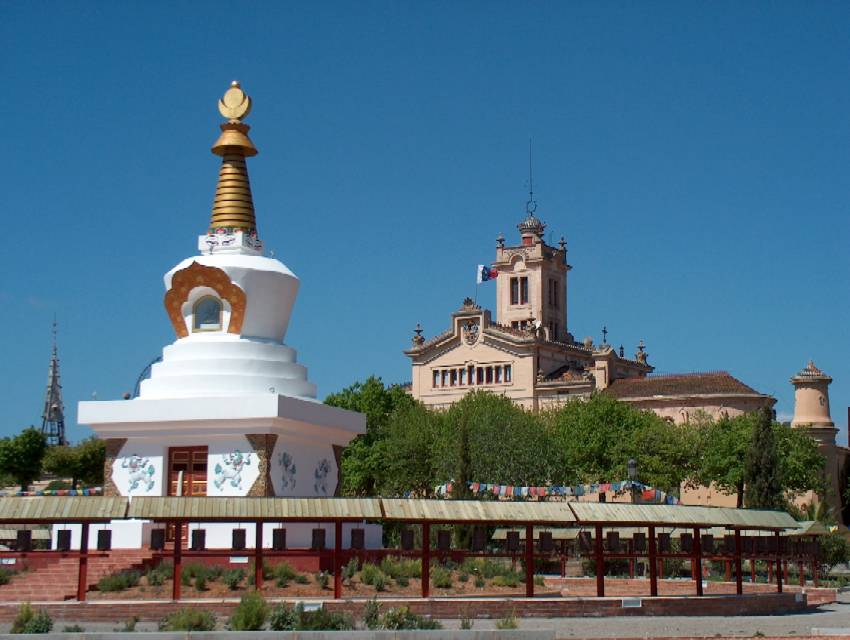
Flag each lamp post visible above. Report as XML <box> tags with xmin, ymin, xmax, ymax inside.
<box><xmin>628</xmin><ymin>459</ymin><xmax>638</xmax><ymax>504</ymax></box>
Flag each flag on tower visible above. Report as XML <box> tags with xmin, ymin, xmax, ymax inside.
<box><xmin>476</xmin><ymin>265</ymin><xmax>498</xmax><ymax>284</ymax></box>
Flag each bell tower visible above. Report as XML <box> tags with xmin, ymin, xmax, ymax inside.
<box><xmin>492</xmin><ymin>207</ymin><xmax>571</xmax><ymax>342</ymax></box>
<box><xmin>791</xmin><ymin>361</ymin><xmax>837</xmax><ymax>445</ymax></box>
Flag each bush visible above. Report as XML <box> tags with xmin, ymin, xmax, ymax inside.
<box><xmin>271</xmin><ymin>562</ymin><xmax>297</xmax><ymax>582</ymax></box>
<box><xmin>120</xmin><ymin>616</ymin><xmax>138</xmax><ymax>632</ymax></box>
<box><xmin>269</xmin><ymin>603</ymin><xmax>298</xmax><ymax>631</ymax></box>
<box><xmin>360</xmin><ymin>562</ymin><xmax>382</xmax><ymax>586</ymax></box>
<box><xmin>11</xmin><ymin>603</ymin><xmax>53</xmax><ymax>634</ymax></box>
<box><xmin>373</xmin><ymin>572</ymin><xmax>387</xmax><ymax>592</ymax></box>
<box><xmin>145</xmin><ymin>562</ymin><xmax>172</xmax><ymax>587</ymax></box>
<box><xmin>381</xmin><ymin>606</ymin><xmax>441</xmax><ymax>630</ymax></box>
<box><xmin>379</xmin><ymin>556</ymin><xmax>420</xmax><ymax>580</ymax></box>
<box><xmin>458</xmin><ymin>572</ymin><xmax>469</xmax><ymax>582</ymax></box>
<box><xmin>316</xmin><ymin>571</ymin><xmax>330</xmax><ymax>590</ymax></box>
<box><xmin>492</xmin><ymin>573</ymin><xmax>519</xmax><ymax>588</ymax></box>
<box><xmin>431</xmin><ymin>566</ymin><xmax>453</xmax><ymax>589</ymax></box>
<box><xmin>363</xmin><ymin>597</ymin><xmax>381</xmax><ymax>629</ymax></box>
<box><xmin>97</xmin><ymin>570</ymin><xmax>141</xmax><ymax>592</ymax></box>
<box><xmin>820</xmin><ymin>531</ymin><xmax>850</xmax><ymax>577</ymax></box>
<box><xmin>63</xmin><ymin>625</ymin><xmax>85</xmax><ymax>632</ymax></box>
<box><xmin>295</xmin><ymin>603</ymin><xmax>353</xmax><ymax>631</ymax></box>
<box><xmin>474</xmin><ymin>575</ymin><xmax>485</xmax><ymax>588</ymax></box>
<box><xmin>294</xmin><ymin>573</ymin><xmax>309</xmax><ymax>584</ymax></box>
<box><xmin>534</xmin><ymin>574</ymin><xmax>545</xmax><ymax>587</ymax></box>
<box><xmin>0</xmin><ymin>567</ymin><xmax>15</xmax><ymax>586</ymax></box>
<box><xmin>342</xmin><ymin>558</ymin><xmax>359</xmax><ymax>584</ymax></box>
<box><xmin>222</xmin><ymin>568</ymin><xmax>245</xmax><ymax>590</ymax></box>
<box><xmin>395</xmin><ymin>575</ymin><xmax>409</xmax><ymax>587</ymax></box>
<box><xmin>496</xmin><ymin>610</ymin><xmax>518</xmax><ymax>630</ymax></box>
<box><xmin>159</xmin><ymin>608</ymin><xmax>216</xmax><ymax>631</ymax></box>
<box><xmin>194</xmin><ymin>575</ymin><xmax>207</xmax><ymax>592</ymax></box>
<box><xmin>228</xmin><ymin>591</ymin><xmax>268</xmax><ymax>631</ymax></box>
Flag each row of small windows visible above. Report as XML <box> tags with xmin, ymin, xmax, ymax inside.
<box><xmin>432</xmin><ymin>364</ymin><xmax>512</xmax><ymax>388</ymax></box>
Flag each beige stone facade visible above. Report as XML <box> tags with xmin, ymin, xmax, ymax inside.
<box><xmin>406</xmin><ymin>212</ymin><xmax>774</xmax><ymax>422</ymax></box>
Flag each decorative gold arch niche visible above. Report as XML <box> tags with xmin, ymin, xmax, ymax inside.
<box><xmin>164</xmin><ymin>262</ymin><xmax>247</xmax><ymax>338</ymax></box>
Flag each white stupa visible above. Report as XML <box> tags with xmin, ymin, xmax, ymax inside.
<box><xmin>76</xmin><ymin>82</ymin><xmax>369</xmax><ymax>549</ymax></box>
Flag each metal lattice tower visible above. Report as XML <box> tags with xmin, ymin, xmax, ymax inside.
<box><xmin>41</xmin><ymin>320</ymin><xmax>66</xmax><ymax>446</ymax></box>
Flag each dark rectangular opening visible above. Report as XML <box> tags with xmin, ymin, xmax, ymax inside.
<box><xmin>633</xmin><ymin>533</ymin><xmax>647</xmax><ymax>553</ymax></box>
<box><xmin>400</xmin><ymin>529</ymin><xmax>414</xmax><ymax>551</ymax></box>
<box><xmin>506</xmin><ymin>530</ymin><xmax>520</xmax><ymax>552</ymax></box>
<box><xmin>96</xmin><ymin>529</ymin><xmax>112</xmax><ymax>551</ymax></box>
<box><xmin>56</xmin><ymin>530</ymin><xmax>72</xmax><ymax>552</ymax></box>
<box><xmin>272</xmin><ymin>528</ymin><xmax>287</xmax><ymax>551</ymax></box>
<box><xmin>437</xmin><ymin>530</ymin><xmax>451</xmax><ymax>552</ymax></box>
<box><xmin>15</xmin><ymin>530</ymin><xmax>32</xmax><ymax>552</ymax></box>
<box><xmin>350</xmin><ymin>528</ymin><xmax>365</xmax><ymax>550</ymax></box>
<box><xmin>539</xmin><ymin>531</ymin><xmax>554</xmax><ymax>552</ymax></box>
<box><xmin>150</xmin><ymin>529</ymin><xmax>166</xmax><ymax>551</ymax></box>
<box><xmin>311</xmin><ymin>528</ymin><xmax>326</xmax><ymax>550</ymax></box>
<box><xmin>191</xmin><ymin>529</ymin><xmax>207</xmax><ymax>551</ymax></box>
<box><xmin>232</xmin><ymin>529</ymin><xmax>246</xmax><ymax>551</ymax></box>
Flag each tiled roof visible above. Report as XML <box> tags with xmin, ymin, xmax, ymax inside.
<box><xmin>604</xmin><ymin>371</ymin><xmax>764</xmax><ymax>399</ymax></box>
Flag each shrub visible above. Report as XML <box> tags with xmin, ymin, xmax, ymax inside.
<box><xmin>63</xmin><ymin>624</ymin><xmax>85</xmax><ymax>632</ymax></box>
<box><xmin>381</xmin><ymin>606</ymin><xmax>441</xmax><ymax>630</ymax></box>
<box><xmin>373</xmin><ymin>572</ymin><xmax>387</xmax><ymax>592</ymax></box>
<box><xmin>534</xmin><ymin>574</ymin><xmax>545</xmax><ymax>587</ymax></box>
<box><xmin>159</xmin><ymin>608</ymin><xmax>216</xmax><ymax>631</ymax></box>
<box><xmin>0</xmin><ymin>567</ymin><xmax>15</xmax><ymax>586</ymax></box>
<box><xmin>474</xmin><ymin>575</ymin><xmax>485</xmax><ymax>588</ymax></box>
<box><xmin>363</xmin><ymin>597</ymin><xmax>381</xmax><ymax>629</ymax></box>
<box><xmin>271</xmin><ymin>562</ymin><xmax>297</xmax><ymax>582</ymax></box>
<box><xmin>492</xmin><ymin>573</ymin><xmax>519</xmax><ymax>588</ymax></box>
<box><xmin>145</xmin><ymin>562</ymin><xmax>172</xmax><ymax>586</ymax></box>
<box><xmin>222</xmin><ymin>568</ymin><xmax>245</xmax><ymax>590</ymax></box>
<box><xmin>294</xmin><ymin>573</ymin><xmax>309</xmax><ymax>584</ymax></box>
<box><xmin>458</xmin><ymin>572</ymin><xmax>469</xmax><ymax>582</ymax></box>
<box><xmin>295</xmin><ymin>603</ymin><xmax>353</xmax><ymax>631</ymax></box>
<box><xmin>194</xmin><ymin>575</ymin><xmax>207</xmax><ymax>592</ymax></box>
<box><xmin>316</xmin><ymin>571</ymin><xmax>330</xmax><ymax>590</ymax></box>
<box><xmin>395</xmin><ymin>575</ymin><xmax>409</xmax><ymax>587</ymax></box>
<box><xmin>228</xmin><ymin>591</ymin><xmax>268</xmax><ymax>631</ymax></box>
<box><xmin>496</xmin><ymin>610</ymin><xmax>519</xmax><ymax>630</ymax></box>
<box><xmin>120</xmin><ymin>616</ymin><xmax>138</xmax><ymax>632</ymax></box>
<box><xmin>431</xmin><ymin>566</ymin><xmax>453</xmax><ymax>589</ymax></box>
<box><xmin>360</xmin><ymin>562</ymin><xmax>382</xmax><ymax>586</ymax></box>
<box><xmin>97</xmin><ymin>570</ymin><xmax>141</xmax><ymax>592</ymax></box>
<box><xmin>342</xmin><ymin>558</ymin><xmax>359</xmax><ymax>584</ymax></box>
<box><xmin>268</xmin><ymin>603</ymin><xmax>298</xmax><ymax>631</ymax></box>
<box><xmin>11</xmin><ymin>603</ymin><xmax>53</xmax><ymax>634</ymax></box>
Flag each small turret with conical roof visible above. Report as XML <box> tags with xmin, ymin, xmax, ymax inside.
<box><xmin>790</xmin><ymin>360</ymin><xmax>836</xmax><ymax>445</ymax></box>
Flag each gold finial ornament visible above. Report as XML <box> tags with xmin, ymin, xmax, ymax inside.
<box><xmin>218</xmin><ymin>81</ymin><xmax>252</xmax><ymax>121</ymax></box>
<box><xmin>209</xmin><ymin>81</ymin><xmax>259</xmax><ymax>233</ymax></box>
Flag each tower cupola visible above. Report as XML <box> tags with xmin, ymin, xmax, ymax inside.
<box><xmin>791</xmin><ymin>361</ymin><xmax>834</xmax><ymax>430</ymax></box>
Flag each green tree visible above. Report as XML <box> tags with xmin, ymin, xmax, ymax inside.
<box><xmin>0</xmin><ymin>428</ymin><xmax>48</xmax><ymax>491</ymax></box>
<box><xmin>744</xmin><ymin>407</ymin><xmax>784</xmax><ymax>509</ymax></box>
<box><xmin>326</xmin><ymin>377</ymin><xmax>415</xmax><ymax>495</ymax></box>
<box><xmin>691</xmin><ymin>413</ymin><xmax>754</xmax><ymax>507</ymax></box>
<box><xmin>818</xmin><ymin>530</ymin><xmax>850</xmax><ymax>578</ymax></box>
<box><xmin>43</xmin><ymin>438</ymin><xmax>106</xmax><ymax>489</ymax></box>
<box><xmin>380</xmin><ymin>403</ymin><xmax>440</xmax><ymax>497</ymax></box>
<box><xmin>543</xmin><ymin>393</ymin><xmax>695</xmax><ymax>493</ymax></box>
<box><xmin>773</xmin><ymin>423</ymin><xmax>826</xmax><ymax>497</ymax></box>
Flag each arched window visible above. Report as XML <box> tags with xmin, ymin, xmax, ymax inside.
<box><xmin>192</xmin><ymin>296</ymin><xmax>223</xmax><ymax>332</ymax></box>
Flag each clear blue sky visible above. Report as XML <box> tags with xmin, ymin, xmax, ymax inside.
<box><xmin>2</xmin><ymin>2</ymin><xmax>848</xmax><ymax>443</ymax></box>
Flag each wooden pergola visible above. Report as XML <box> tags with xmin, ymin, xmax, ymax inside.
<box><xmin>0</xmin><ymin>496</ymin><xmax>812</xmax><ymax>602</ymax></box>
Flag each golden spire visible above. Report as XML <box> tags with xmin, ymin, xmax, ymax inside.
<box><xmin>209</xmin><ymin>81</ymin><xmax>259</xmax><ymax>233</ymax></box>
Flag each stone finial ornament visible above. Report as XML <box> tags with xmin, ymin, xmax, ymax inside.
<box><xmin>412</xmin><ymin>323</ymin><xmax>425</xmax><ymax>346</ymax></box>
<box><xmin>218</xmin><ymin>81</ymin><xmax>252</xmax><ymax>121</ymax></box>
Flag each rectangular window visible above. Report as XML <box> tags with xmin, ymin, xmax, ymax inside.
<box><xmin>468</xmin><ymin>365</ymin><xmax>475</xmax><ymax>384</ymax></box>
<box><xmin>511</xmin><ymin>321</ymin><xmax>519</xmax><ymax>329</ymax></box>
<box><xmin>554</xmin><ymin>282</ymin><xmax>559</xmax><ymax>309</ymax></box>
<box><xmin>554</xmin><ymin>323</ymin><xmax>559</xmax><ymax>339</ymax></box>
<box><xmin>485</xmin><ymin>366</ymin><xmax>493</xmax><ymax>384</ymax></box>
<box><xmin>450</xmin><ymin>369</ymin><xmax>458</xmax><ymax>386</ymax></box>
<box><xmin>432</xmin><ymin>370</ymin><xmax>439</xmax><ymax>388</ymax></box>
<box><xmin>476</xmin><ymin>367</ymin><xmax>484</xmax><ymax>384</ymax></box>
<box><xmin>510</xmin><ymin>278</ymin><xmax>519</xmax><ymax>305</ymax></box>
<box><xmin>520</xmin><ymin>277</ymin><xmax>529</xmax><ymax>304</ymax></box>
<box><xmin>441</xmin><ymin>370</ymin><xmax>448</xmax><ymax>387</ymax></box>
<box><xmin>495</xmin><ymin>366</ymin><xmax>502</xmax><ymax>383</ymax></box>
<box><xmin>548</xmin><ymin>279</ymin><xmax>553</xmax><ymax>306</ymax></box>
<box><xmin>504</xmin><ymin>365</ymin><xmax>512</xmax><ymax>382</ymax></box>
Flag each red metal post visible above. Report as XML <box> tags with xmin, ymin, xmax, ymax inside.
<box><xmin>254</xmin><ymin>522</ymin><xmax>263</xmax><ymax>590</ymax></box>
<box><xmin>648</xmin><ymin>525</ymin><xmax>658</xmax><ymax>597</ymax></box>
<box><xmin>594</xmin><ymin>524</ymin><xmax>605</xmax><ymax>597</ymax></box>
<box><xmin>693</xmin><ymin>527</ymin><xmax>703</xmax><ymax>596</ymax></box>
<box><xmin>172</xmin><ymin>522</ymin><xmax>183</xmax><ymax>601</ymax></box>
<box><xmin>775</xmin><ymin>531</ymin><xmax>782</xmax><ymax>593</ymax></box>
<box><xmin>734</xmin><ymin>529</ymin><xmax>743</xmax><ymax>595</ymax></box>
<box><xmin>421</xmin><ymin>522</ymin><xmax>430</xmax><ymax>598</ymax></box>
<box><xmin>525</xmin><ymin>524</ymin><xmax>534</xmax><ymax>598</ymax></box>
<box><xmin>76</xmin><ymin>523</ymin><xmax>89</xmax><ymax>601</ymax></box>
<box><xmin>334</xmin><ymin>520</ymin><xmax>343</xmax><ymax>599</ymax></box>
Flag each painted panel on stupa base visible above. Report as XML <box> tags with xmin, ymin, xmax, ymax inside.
<box><xmin>270</xmin><ymin>438</ymin><xmax>338</xmax><ymax>497</ymax></box>
<box><xmin>111</xmin><ymin>441</ymin><xmax>164</xmax><ymax>497</ymax></box>
<box><xmin>207</xmin><ymin>436</ymin><xmax>261</xmax><ymax>496</ymax></box>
